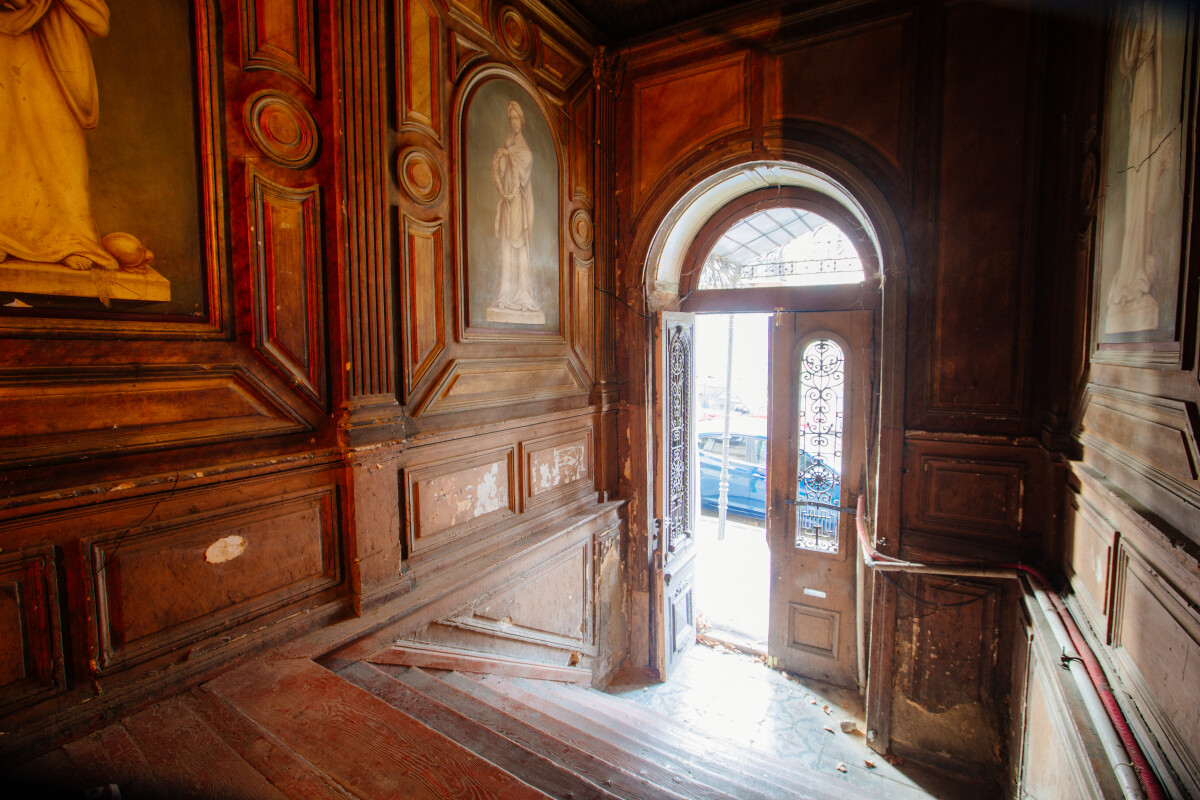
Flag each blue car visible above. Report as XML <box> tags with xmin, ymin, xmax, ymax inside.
<box><xmin>697</xmin><ymin>424</ymin><xmax>840</xmax><ymax>522</ymax></box>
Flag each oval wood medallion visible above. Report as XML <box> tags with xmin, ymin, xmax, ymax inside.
<box><xmin>245</xmin><ymin>91</ymin><xmax>319</xmax><ymax>169</ymax></box>
<box><xmin>398</xmin><ymin>147</ymin><xmax>444</xmax><ymax>205</ymax></box>
<box><xmin>497</xmin><ymin>7</ymin><xmax>532</xmax><ymax>61</ymax></box>
<box><xmin>570</xmin><ymin>208</ymin><xmax>593</xmax><ymax>249</ymax></box>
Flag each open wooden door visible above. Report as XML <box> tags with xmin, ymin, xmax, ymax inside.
<box><xmin>767</xmin><ymin>310</ymin><xmax>872</xmax><ymax>689</ymax></box>
<box><xmin>652</xmin><ymin>311</ymin><xmax>698</xmax><ymax>678</ymax></box>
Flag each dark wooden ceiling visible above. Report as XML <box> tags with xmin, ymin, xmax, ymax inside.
<box><xmin>560</xmin><ymin>0</ymin><xmax>754</xmax><ymax>42</ymax></box>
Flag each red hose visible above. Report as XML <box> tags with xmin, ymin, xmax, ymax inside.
<box><xmin>855</xmin><ymin>497</ymin><xmax>1167</xmax><ymax>800</ymax></box>
<box><xmin>1000</xmin><ymin>562</ymin><xmax>1167</xmax><ymax>800</ymax></box>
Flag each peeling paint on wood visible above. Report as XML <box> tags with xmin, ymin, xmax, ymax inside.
<box><xmin>205</xmin><ymin>535</ymin><xmax>248</xmax><ymax>564</ymax></box>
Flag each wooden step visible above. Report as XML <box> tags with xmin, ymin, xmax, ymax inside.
<box><xmin>528</xmin><ymin>679</ymin><xmax>940</xmax><ymax>800</ymax></box>
<box><xmin>459</xmin><ymin>672</ymin><xmax>873</xmax><ymax>800</ymax></box>
<box><xmin>525</xmin><ymin>677</ymin><xmax>860</xmax><ymax>794</ymax></box>
<box><xmin>432</xmin><ymin>668</ymin><xmax>792</xmax><ymax>800</ymax></box>
<box><xmin>367</xmin><ymin>640</ymin><xmax>591</xmax><ymax>684</ymax></box>
<box><xmin>7</xmin><ymin>694</ymin><xmax>302</xmax><ymax>800</ymax></box>
<box><xmin>205</xmin><ymin>655</ymin><xmax>550</xmax><ymax>800</ymax></box>
<box><xmin>375</xmin><ymin>663</ymin><xmax>697</xmax><ymax>800</ymax></box>
<box><xmin>340</xmin><ymin>661</ymin><xmax>623</xmax><ymax>800</ymax></box>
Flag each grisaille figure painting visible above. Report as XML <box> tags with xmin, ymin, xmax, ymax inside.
<box><xmin>1097</xmin><ymin>0</ymin><xmax>1187</xmax><ymax>342</ymax></box>
<box><xmin>0</xmin><ymin>0</ymin><xmax>204</xmax><ymax>315</ymax></box>
<box><xmin>465</xmin><ymin>77</ymin><xmax>559</xmax><ymax>332</ymax></box>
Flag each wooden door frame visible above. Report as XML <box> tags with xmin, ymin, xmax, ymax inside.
<box><xmin>635</xmin><ymin>153</ymin><xmax>908</xmax><ymax>754</ymax></box>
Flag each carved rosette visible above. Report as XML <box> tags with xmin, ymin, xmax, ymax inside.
<box><xmin>570</xmin><ymin>208</ymin><xmax>594</xmax><ymax>250</ymax></box>
<box><xmin>398</xmin><ymin>147</ymin><xmax>444</xmax><ymax>206</ymax></box>
<box><xmin>497</xmin><ymin>6</ymin><xmax>532</xmax><ymax>61</ymax></box>
<box><xmin>244</xmin><ymin>91</ymin><xmax>319</xmax><ymax>169</ymax></box>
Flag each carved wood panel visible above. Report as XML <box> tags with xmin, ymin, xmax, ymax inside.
<box><xmin>908</xmin><ymin>576</ymin><xmax>1001</xmax><ymax>710</ymax></box>
<box><xmin>403</xmin><ymin>447</ymin><xmax>517</xmax><ymax>557</ymax></box>
<box><xmin>572</xmin><ymin>255</ymin><xmax>595</xmax><ymax>378</ymax></box>
<box><xmin>398</xmin><ymin>0</ymin><xmax>443</xmax><ymax>141</ymax></box>
<box><xmin>450</xmin><ymin>538</ymin><xmax>594</xmax><ymax>652</ymax></box>
<box><xmin>1063</xmin><ymin>491</ymin><xmax>1115</xmax><ymax>637</ymax></box>
<box><xmin>521</xmin><ymin>428</ymin><xmax>592</xmax><ymax>510</ymax></box>
<box><xmin>240</xmin><ymin>0</ymin><xmax>317</xmax><ymax>91</ymax></box>
<box><xmin>767</xmin><ymin>14</ymin><xmax>913</xmax><ymax>169</ymax></box>
<box><xmin>902</xmin><ymin>440</ymin><xmax>1044</xmax><ymax>550</ymax></box>
<box><xmin>0</xmin><ymin>368</ymin><xmax>307</xmax><ymax>468</ymax></box>
<box><xmin>249</xmin><ymin>170</ymin><xmax>326</xmax><ymax>406</ymax></box>
<box><xmin>631</xmin><ymin>53</ymin><xmax>749</xmax><ymax>210</ymax></box>
<box><xmin>1111</xmin><ymin>541</ymin><xmax>1200</xmax><ymax>774</ymax></box>
<box><xmin>400</xmin><ymin>214</ymin><xmax>447</xmax><ymax>398</ymax></box>
<box><xmin>86</xmin><ymin>484</ymin><xmax>341</xmax><ymax>672</ymax></box>
<box><xmin>0</xmin><ymin>547</ymin><xmax>63</xmax><ymax>715</ymax></box>
<box><xmin>414</xmin><ymin>358</ymin><xmax>588</xmax><ymax>416</ymax></box>
<box><xmin>918</xmin><ymin>2</ymin><xmax>1036</xmax><ymax>426</ymax></box>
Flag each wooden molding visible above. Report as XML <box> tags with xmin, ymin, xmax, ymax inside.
<box><xmin>414</xmin><ymin>357</ymin><xmax>589</xmax><ymax>416</ymax></box>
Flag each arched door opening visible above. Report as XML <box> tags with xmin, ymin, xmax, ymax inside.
<box><xmin>609</xmin><ymin>157</ymin><xmax>933</xmax><ymax>794</ymax></box>
<box><xmin>648</xmin><ymin>164</ymin><xmax>882</xmax><ymax>679</ymax></box>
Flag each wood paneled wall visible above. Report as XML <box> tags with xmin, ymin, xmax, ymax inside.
<box><xmin>0</xmin><ymin>0</ymin><xmax>619</xmax><ymax>760</ymax></box>
<box><xmin>615</xmin><ymin>0</ymin><xmax>1056</xmax><ymax>777</ymax></box>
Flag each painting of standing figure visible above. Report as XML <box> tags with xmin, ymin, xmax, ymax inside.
<box><xmin>464</xmin><ymin>75</ymin><xmax>559</xmax><ymax>333</ymax></box>
<box><xmin>1097</xmin><ymin>0</ymin><xmax>1188</xmax><ymax>343</ymax></box>
<box><xmin>488</xmin><ymin>100</ymin><xmax>543</xmax><ymax>324</ymax></box>
<box><xmin>0</xmin><ymin>0</ymin><xmax>206</xmax><ymax>315</ymax></box>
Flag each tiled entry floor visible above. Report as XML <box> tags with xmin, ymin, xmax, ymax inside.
<box><xmin>605</xmin><ymin>643</ymin><xmax>1000</xmax><ymax>800</ymax></box>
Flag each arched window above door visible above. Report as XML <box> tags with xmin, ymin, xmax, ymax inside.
<box><xmin>699</xmin><ymin>207</ymin><xmax>865</xmax><ymax>290</ymax></box>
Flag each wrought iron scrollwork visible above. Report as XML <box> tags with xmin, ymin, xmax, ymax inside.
<box><xmin>795</xmin><ymin>338</ymin><xmax>844</xmax><ymax>553</ymax></box>
<box><xmin>666</xmin><ymin>323</ymin><xmax>693</xmax><ymax>557</ymax></box>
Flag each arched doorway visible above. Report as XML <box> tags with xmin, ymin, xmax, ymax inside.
<box><xmin>641</xmin><ymin>157</ymin><xmax>906</xmax><ymax>742</ymax></box>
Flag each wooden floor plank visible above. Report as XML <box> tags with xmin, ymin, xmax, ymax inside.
<box><xmin>5</xmin><ymin>747</ymin><xmax>86</xmax><ymax>799</ymax></box>
<box><xmin>180</xmin><ymin>687</ymin><xmax>356</xmax><ymax>800</ymax></box>
<box><xmin>62</xmin><ymin>721</ymin><xmax>167</xmax><ymax>799</ymax></box>
<box><xmin>342</xmin><ymin>662</ymin><xmax>622</xmax><ymax>800</ymax></box>
<box><xmin>382</xmin><ymin>665</ymin><xmax>694</xmax><ymax>800</ymax></box>
<box><xmin>121</xmin><ymin>695</ymin><xmax>289</xmax><ymax>800</ymax></box>
<box><xmin>206</xmin><ymin>655</ymin><xmax>550</xmax><ymax>800</ymax></box>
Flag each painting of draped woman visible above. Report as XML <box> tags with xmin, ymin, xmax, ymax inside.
<box><xmin>464</xmin><ymin>76</ymin><xmax>560</xmax><ymax>332</ymax></box>
<box><xmin>0</xmin><ymin>0</ymin><xmax>205</xmax><ymax>315</ymax></box>
<box><xmin>1096</xmin><ymin>0</ymin><xmax>1188</xmax><ymax>343</ymax></box>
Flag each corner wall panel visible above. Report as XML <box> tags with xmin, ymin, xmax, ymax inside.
<box><xmin>249</xmin><ymin>171</ymin><xmax>326</xmax><ymax>406</ymax></box>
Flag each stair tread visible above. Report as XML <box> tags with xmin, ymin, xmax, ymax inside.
<box><xmin>181</xmin><ymin>687</ymin><xmax>357</xmax><ymax>800</ymax></box>
<box><xmin>438</xmin><ymin>669</ymin><xmax>810</xmax><ymax>800</ymax></box>
<box><xmin>119</xmin><ymin>695</ymin><xmax>290</xmax><ymax>800</ymax></box>
<box><xmin>340</xmin><ymin>661</ymin><xmax>624</xmax><ymax>800</ymax></box>
<box><xmin>206</xmin><ymin>654</ymin><xmax>551</xmax><ymax>800</ymax></box>
<box><xmin>381</xmin><ymin>663</ymin><xmax>700</xmax><ymax>800</ymax></box>
<box><xmin>465</xmin><ymin>672</ymin><xmax>880</xmax><ymax>800</ymax></box>
<box><xmin>533</xmin><ymin>677</ymin><xmax>815</xmax><ymax>776</ymax></box>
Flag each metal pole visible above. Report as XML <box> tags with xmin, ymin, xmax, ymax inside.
<box><xmin>717</xmin><ymin>314</ymin><xmax>734</xmax><ymax>540</ymax></box>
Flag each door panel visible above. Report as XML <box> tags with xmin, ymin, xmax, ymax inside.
<box><xmin>767</xmin><ymin>311</ymin><xmax>871</xmax><ymax>689</ymax></box>
<box><xmin>653</xmin><ymin>311</ymin><xmax>698</xmax><ymax>678</ymax></box>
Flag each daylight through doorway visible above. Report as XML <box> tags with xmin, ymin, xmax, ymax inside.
<box><xmin>694</xmin><ymin>312</ymin><xmax>771</xmax><ymax>652</ymax></box>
